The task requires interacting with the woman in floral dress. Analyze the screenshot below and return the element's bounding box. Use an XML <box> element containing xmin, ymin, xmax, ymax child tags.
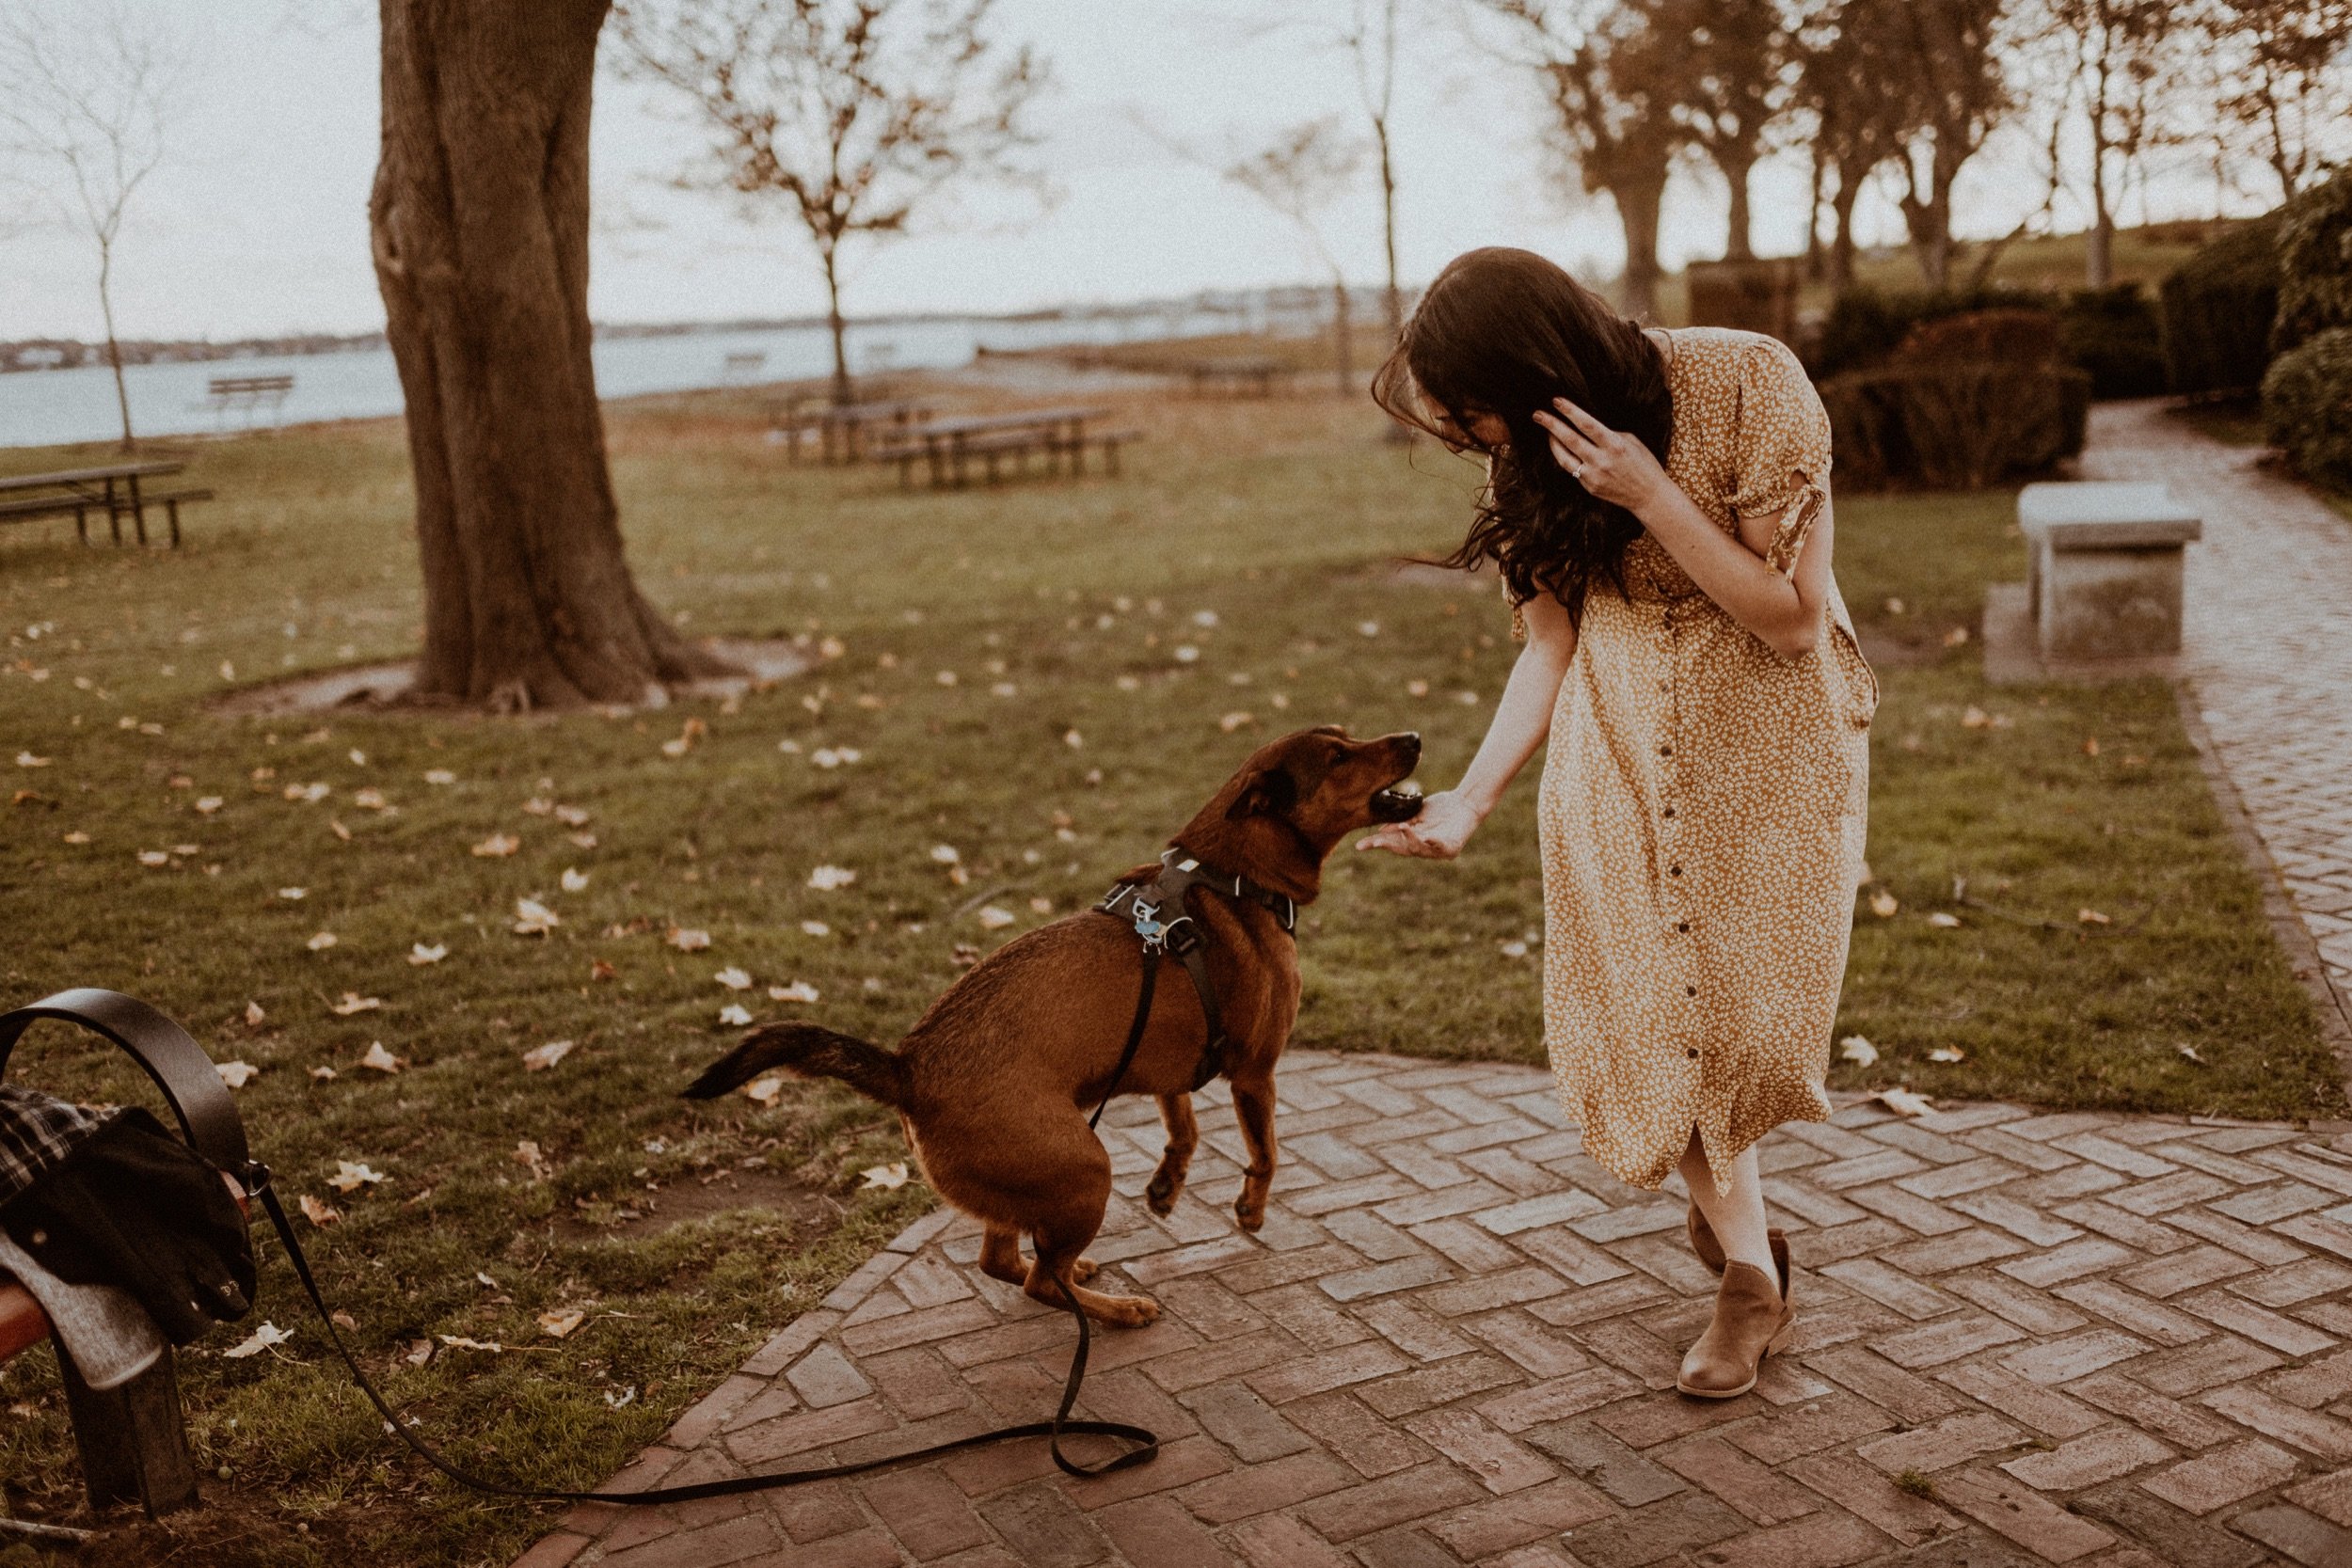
<box><xmin>1359</xmin><ymin>247</ymin><xmax>1876</xmax><ymax>1397</ymax></box>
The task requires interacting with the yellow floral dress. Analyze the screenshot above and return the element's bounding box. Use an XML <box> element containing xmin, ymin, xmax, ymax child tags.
<box><xmin>1519</xmin><ymin>326</ymin><xmax>1877</xmax><ymax>1194</ymax></box>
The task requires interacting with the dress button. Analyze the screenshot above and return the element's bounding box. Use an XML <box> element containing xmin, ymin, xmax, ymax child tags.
<box><xmin>1659</xmin><ymin>745</ymin><xmax>1673</xmax><ymax>757</ymax></box>
<box><xmin>1685</xmin><ymin>1048</ymin><xmax>1699</xmax><ymax>1060</ymax></box>
<box><xmin>1686</xmin><ymin>985</ymin><xmax>1698</xmax><ymax>996</ymax></box>
<box><xmin>1662</xmin><ymin>807</ymin><xmax>1676</xmax><ymax>819</ymax></box>
<box><xmin>1669</xmin><ymin>864</ymin><xmax>1682</xmax><ymax>877</ymax></box>
<box><xmin>1677</xmin><ymin>921</ymin><xmax>1691</xmax><ymax>932</ymax></box>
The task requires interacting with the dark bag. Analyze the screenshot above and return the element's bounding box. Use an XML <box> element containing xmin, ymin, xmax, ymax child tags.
<box><xmin>0</xmin><ymin>1106</ymin><xmax>256</xmax><ymax>1344</ymax></box>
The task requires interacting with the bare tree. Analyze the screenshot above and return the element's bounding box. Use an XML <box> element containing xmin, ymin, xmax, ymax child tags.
<box><xmin>1792</xmin><ymin>0</ymin><xmax>1908</xmax><ymax>288</ymax></box>
<box><xmin>1225</xmin><ymin>118</ymin><xmax>1371</xmax><ymax>395</ymax></box>
<box><xmin>616</xmin><ymin>0</ymin><xmax>1045</xmax><ymax>406</ymax></box>
<box><xmin>374</xmin><ymin>0</ymin><xmax>732</xmax><ymax>710</ymax></box>
<box><xmin>1473</xmin><ymin>0</ymin><xmax>1684</xmax><ymax>318</ymax></box>
<box><xmin>1341</xmin><ymin>0</ymin><xmax>1409</xmax><ymax>341</ymax></box>
<box><xmin>1662</xmin><ymin>0</ymin><xmax>1789</xmax><ymax>261</ymax></box>
<box><xmin>2041</xmin><ymin>0</ymin><xmax>2178</xmax><ymax>286</ymax></box>
<box><xmin>2200</xmin><ymin>0</ymin><xmax>2350</xmax><ymax>200</ymax></box>
<box><xmin>0</xmin><ymin>0</ymin><xmax>183</xmax><ymax>451</ymax></box>
<box><xmin>1882</xmin><ymin>0</ymin><xmax>2016</xmax><ymax>290</ymax></box>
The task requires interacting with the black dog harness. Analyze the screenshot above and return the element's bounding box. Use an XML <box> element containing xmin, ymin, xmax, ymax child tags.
<box><xmin>1090</xmin><ymin>848</ymin><xmax>1297</xmax><ymax>1118</ymax></box>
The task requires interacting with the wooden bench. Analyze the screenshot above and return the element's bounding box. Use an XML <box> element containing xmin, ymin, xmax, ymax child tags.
<box><xmin>1178</xmin><ymin>356</ymin><xmax>1285</xmax><ymax>398</ymax></box>
<box><xmin>204</xmin><ymin>374</ymin><xmax>294</xmax><ymax>423</ymax></box>
<box><xmin>0</xmin><ymin>461</ymin><xmax>209</xmax><ymax>548</ymax></box>
<box><xmin>1</xmin><ymin>990</ymin><xmax>259</xmax><ymax>1523</ymax></box>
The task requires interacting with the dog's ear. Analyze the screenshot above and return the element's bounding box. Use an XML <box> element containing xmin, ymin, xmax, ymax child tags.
<box><xmin>1227</xmin><ymin>765</ymin><xmax>1298</xmax><ymax>820</ymax></box>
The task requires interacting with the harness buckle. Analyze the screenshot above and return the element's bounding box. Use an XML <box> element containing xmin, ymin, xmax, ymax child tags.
<box><xmin>1130</xmin><ymin>898</ymin><xmax>1170</xmax><ymax>954</ymax></box>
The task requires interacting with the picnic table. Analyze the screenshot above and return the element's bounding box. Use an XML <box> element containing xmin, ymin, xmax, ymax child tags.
<box><xmin>1177</xmin><ymin>356</ymin><xmax>1286</xmax><ymax>398</ymax></box>
<box><xmin>771</xmin><ymin>398</ymin><xmax>930</xmax><ymax>466</ymax></box>
<box><xmin>869</xmin><ymin>405</ymin><xmax>1136</xmax><ymax>490</ymax></box>
<box><xmin>0</xmin><ymin>460</ymin><xmax>210</xmax><ymax>548</ymax></box>
<box><xmin>203</xmin><ymin>374</ymin><xmax>294</xmax><ymax>423</ymax></box>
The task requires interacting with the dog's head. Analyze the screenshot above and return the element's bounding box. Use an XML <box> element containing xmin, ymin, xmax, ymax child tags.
<box><xmin>1180</xmin><ymin>726</ymin><xmax>1422</xmax><ymax>901</ymax></box>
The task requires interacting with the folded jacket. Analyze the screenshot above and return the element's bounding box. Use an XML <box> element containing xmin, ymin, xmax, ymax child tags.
<box><xmin>0</xmin><ymin>1227</ymin><xmax>164</xmax><ymax>1390</ymax></box>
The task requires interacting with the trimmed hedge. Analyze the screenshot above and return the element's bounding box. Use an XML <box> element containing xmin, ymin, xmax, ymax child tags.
<box><xmin>2262</xmin><ymin>327</ymin><xmax>2352</xmax><ymax>490</ymax></box>
<box><xmin>2274</xmin><ymin>169</ymin><xmax>2352</xmax><ymax>356</ymax></box>
<box><xmin>1811</xmin><ymin>283</ymin><xmax>2164</xmax><ymax>398</ymax></box>
<box><xmin>1824</xmin><ymin>358</ymin><xmax>2091</xmax><ymax>490</ymax></box>
<box><xmin>2158</xmin><ymin>214</ymin><xmax>2282</xmax><ymax>396</ymax></box>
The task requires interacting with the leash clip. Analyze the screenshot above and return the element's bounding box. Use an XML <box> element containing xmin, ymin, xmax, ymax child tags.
<box><xmin>1130</xmin><ymin>898</ymin><xmax>1169</xmax><ymax>954</ymax></box>
<box><xmin>240</xmin><ymin>1159</ymin><xmax>274</xmax><ymax>1201</ymax></box>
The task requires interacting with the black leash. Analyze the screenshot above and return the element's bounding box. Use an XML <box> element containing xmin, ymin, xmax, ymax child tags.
<box><xmin>2</xmin><ymin>988</ymin><xmax>1161</xmax><ymax>1505</ymax></box>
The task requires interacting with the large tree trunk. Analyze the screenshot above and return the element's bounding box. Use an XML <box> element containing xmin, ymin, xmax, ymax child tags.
<box><xmin>1613</xmin><ymin>176</ymin><xmax>1667</xmax><ymax>320</ymax></box>
<box><xmin>821</xmin><ymin>243</ymin><xmax>852</xmax><ymax>406</ymax></box>
<box><xmin>1718</xmin><ymin>148</ymin><xmax>1757</xmax><ymax>261</ymax></box>
<box><xmin>1828</xmin><ymin>166</ymin><xmax>1865</xmax><ymax>290</ymax></box>
<box><xmin>372</xmin><ymin>0</ymin><xmax>731</xmax><ymax>711</ymax></box>
<box><xmin>1330</xmin><ymin>277</ymin><xmax>1353</xmax><ymax>397</ymax></box>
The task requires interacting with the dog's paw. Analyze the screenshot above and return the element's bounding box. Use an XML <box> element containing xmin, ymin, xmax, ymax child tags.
<box><xmin>1233</xmin><ymin>1200</ymin><xmax>1266</xmax><ymax>1233</ymax></box>
<box><xmin>1069</xmin><ymin>1256</ymin><xmax>1101</xmax><ymax>1284</ymax></box>
<box><xmin>1145</xmin><ymin>1177</ymin><xmax>1180</xmax><ymax>1216</ymax></box>
<box><xmin>1095</xmin><ymin>1293</ymin><xmax>1160</xmax><ymax>1329</ymax></box>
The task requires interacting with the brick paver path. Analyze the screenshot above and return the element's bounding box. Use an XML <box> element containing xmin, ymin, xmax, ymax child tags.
<box><xmin>518</xmin><ymin>1051</ymin><xmax>2352</xmax><ymax>1568</ymax></box>
<box><xmin>2085</xmin><ymin>401</ymin><xmax>2352</xmax><ymax>1038</ymax></box>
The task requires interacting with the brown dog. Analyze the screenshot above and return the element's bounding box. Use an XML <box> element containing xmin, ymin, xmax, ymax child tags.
<box><xmin>686</xmin><ymin>726</ymin><xmax>1423</xmax><ymax>1326</ymax></box>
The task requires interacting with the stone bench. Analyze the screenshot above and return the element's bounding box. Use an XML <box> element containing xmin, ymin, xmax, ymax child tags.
<box><xmin>2018</xmin><ymin>481</ymin><xmax>2202</xmax><ymax>660</ymax></box>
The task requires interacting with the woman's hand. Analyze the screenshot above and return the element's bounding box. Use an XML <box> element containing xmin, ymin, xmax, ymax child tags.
<box><xmin>1532</xmin><ymin>398</ymin><xmax>1668</xmax><ymax>515</ymax></box>
<box><xmin>1356</xmin><ymin>790</ymin><xmax>1483</xmax><ymax>860</ymax></box>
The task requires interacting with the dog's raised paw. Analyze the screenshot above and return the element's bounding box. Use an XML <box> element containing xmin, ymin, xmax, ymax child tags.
<box><xmin>1145</xmin><ymin>1179</ymin><xmax>1179</xmax><ymax>1216</ymax></box>
<box><xmin>1233</xmin><ymin>1202</ymin><xmax>1265</xmax><ymax>1233</ymax></box>
<box><xmin>1069</xmin><ymin>1257</ymin><xmax>1101</xmax><ymax>1284</ymax></box>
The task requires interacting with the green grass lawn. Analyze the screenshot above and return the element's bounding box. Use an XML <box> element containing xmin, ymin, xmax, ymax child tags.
<box><xmin>0</xmin><ymin>385</ymin><xmax>2335</xmax><ymax>1564</ymax></box>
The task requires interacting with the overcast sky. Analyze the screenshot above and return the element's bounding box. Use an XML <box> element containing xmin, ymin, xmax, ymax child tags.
<box><xmin>1</xmin><ymin>1</ymin><xmax>2254</xmax><ymax>342</ymax></box>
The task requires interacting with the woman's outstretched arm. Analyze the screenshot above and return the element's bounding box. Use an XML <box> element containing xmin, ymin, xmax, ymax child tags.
<box><xmin>1358</xmin><ymin>589</ymin><xmax>1576</xmax><ymax>860</ymax></box>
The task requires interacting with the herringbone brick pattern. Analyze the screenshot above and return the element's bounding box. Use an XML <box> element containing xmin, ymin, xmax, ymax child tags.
<box><xmin>516</xmin><ymin>1052</ymin><xmax>2352</xmax><ymax>1568</ymax></box>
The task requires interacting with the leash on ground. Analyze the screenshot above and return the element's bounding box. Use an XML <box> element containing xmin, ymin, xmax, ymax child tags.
<box><xmin>249</xmin><ymin>954</ymin><xmax>1170</xmax><ymax>1504</ymax></box>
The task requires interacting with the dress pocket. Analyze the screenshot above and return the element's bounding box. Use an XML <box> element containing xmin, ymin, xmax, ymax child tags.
<box><xmin>1828</xmin><ymin>619</ymin><xmax>1879</xmax><ymax>729</ymax></box>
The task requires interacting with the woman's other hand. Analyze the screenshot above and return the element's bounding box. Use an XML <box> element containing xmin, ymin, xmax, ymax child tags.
<box><xmin>1356</xmin><ymin>789</ymin><xmax>1483</xmax><ymax>860</ymax></box>
<box><xmin>1533</xmin><ymin>398</ymin><xmax>1668</xmax><ymax>514</ymax></box>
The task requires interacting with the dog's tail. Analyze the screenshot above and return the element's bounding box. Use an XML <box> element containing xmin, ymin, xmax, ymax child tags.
<box><xmin>683</xmin><ymin>1022</ymin><xmax>914</xmax><ymax>1110</ymax></box>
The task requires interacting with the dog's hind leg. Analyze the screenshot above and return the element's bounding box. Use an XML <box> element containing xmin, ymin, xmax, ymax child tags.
<box><xmin>1026</xmin><ymin>1226</ymin><xmax>1156</xmax><ymax>1328</ymax></box>
<box><xmin>982</xmin><ymin>1223</ymin><xmax>1099</xmax><ymax>1286</ymax></box>
<box><xmin>1229</xmin><ymin>1073</ymin><xmax>1280</xmax><ymax>1233</ymax></box>
<box><xmin>1145</xmin><ymin>1093</ymin><xmax>1198</xmax><ymax>1217</ymax></box>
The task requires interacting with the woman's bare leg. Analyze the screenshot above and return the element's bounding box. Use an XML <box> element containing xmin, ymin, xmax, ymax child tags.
<box><xmin>1678</xmin><ymin>1130</ymin><xmax>1776</xmax><ymax>1288</ymax></box>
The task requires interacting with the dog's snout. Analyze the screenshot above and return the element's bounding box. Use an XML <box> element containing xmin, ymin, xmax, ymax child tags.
<box><xmin>1397</xmin><ymin>731</ymin><xmax>1422</xmax><ymax>760</ymax></box>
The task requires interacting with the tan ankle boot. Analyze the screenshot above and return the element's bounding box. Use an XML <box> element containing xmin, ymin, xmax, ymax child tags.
<box><xmin>1677</xmin><ymin>1258</ymin><xmax>1793</xmax><ymax>1399</ymax></box>
<box><xmin>1686</xmin><ymin>1202</ymin><xmax>1788</xmax><ymax>1276</ymax></box>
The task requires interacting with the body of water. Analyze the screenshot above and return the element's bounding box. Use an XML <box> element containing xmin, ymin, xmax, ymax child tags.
<box><xmin>0</xmin><ymin>301</ymin><xmax>1315</xmax><ymax>450</ymax></box>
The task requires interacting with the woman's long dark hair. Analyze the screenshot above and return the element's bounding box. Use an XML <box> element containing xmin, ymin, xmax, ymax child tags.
<box><xmin>1374</xmin><ymin>247</ymin><xmax>1674</xmax><ymax>629</ymax></box>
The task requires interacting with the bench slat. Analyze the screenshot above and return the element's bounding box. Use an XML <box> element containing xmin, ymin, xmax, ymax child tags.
<box><xmin>0</xmin><ymin>1280</ymin><xmax>48</xmax><ymax>1361</ymax></box>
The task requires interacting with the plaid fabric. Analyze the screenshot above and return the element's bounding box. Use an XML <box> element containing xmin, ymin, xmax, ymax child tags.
<box><xmin>0</xmin><ymin>1085</ymin><xmax>119</xmax><ymax>1210</ymax></box>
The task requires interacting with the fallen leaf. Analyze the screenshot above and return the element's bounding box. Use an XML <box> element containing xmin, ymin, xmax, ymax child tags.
<box><xmin>475</xmin><ymin>1271</ymin><xmax>497</xmax><ymax>1288</ymax></box>
<box><xmin>348</xmin><ymin>749</ymin><xmax>367</xmax><ymax>768</ymax></box>
<box><xmin>424</xmin><ymin>768</ymin><xmax>456</xmax><ymax>785</ymax></box>
<box><xmin>714</xmin><ymin>966</ymin><xmax>753</xmax><ymax>990</ymax></box>
<box><xmin>137</xmin><ymin>849</ymin><xmax>170</xmax><ymax>867</ymax></box>
<box><xmin>358</xmin><ymin>1042</ymin><xmax>405</xmax><ymax>1074</ymax></box>
<box><xmin>216</xmin><ymin>1060</ymin><xmax>260</xmax><ymax>1089</ymax></box>
<box><xmin>310</xmin><ymin>1066</ymin><xmax>337</xmax><ymax>1081</ymax></box>
<box><xmin>554</xmin><ymin>804</ymin><xmax>591</xmax><ymax>827</ymax></box>
<box><xmin>668</xmin><ymin>927</ymin><xmax>712</xmax><ymax>952</ymax></box>
<box><xmin>521</xmin><ymin>1038</ymin><xmax>575</xmax><ymax>1072</ymax></box>
<box><xmin>408</xmin><ymin>942</ymin><xmax>448</xmax><ymax>966</ymax></box>
<box><xmin>513</xmin><ymin>897</ymin><xmax>561</xmax><ymax>936</ymax></box>
<box><xmin>223</xmin><ymin>1322</ymin><xmax>292</xmax><ymax>1359</ymax></box>
<box><xmin>560</xmin><ymin>867</ymin><xmax>590</xmax><ymax>894</ymax></box>
<box><xmin>799</xmin><ymin>920</ymin><xmax>831</xmax><ymax>938</ymax></box>
<box><xmin>1218</xmin><ymin>711</ymin><xmax>1254</xmax><ymax>733</ymax></box>
<box><xmin>353</xmin><ymin>787</ymin><xmax>389</xmax><ymax>810</ymax></box>
<box><xmin>2082</xmin><ymin>736</ymin><xmax>2101</xmax><ymax>757</ymax></box>
<box><xmin>930</xmin><ymin>845</ymin><xmax>961</xmax><ymax>865</ymax></box>
<box><xmin>522</xmin><ymin>797</ymin><xmax>554</xmax><ymax>816</ymax></box>
<box><xmin>1876</xmin><ymin>1088</ymin><xmax>1933</xmax><ymax>1117</ymax></box>
<box><xmin>1961</xmin><ymin>706</ymin><xmax>1991</xmax><ymax>729</ymax></box>
<box><xmin>718</xmin><ymin>1003</ymin><xmax>754</xmax><ymax>1026</ymax></box>
<box><xmin>403</xmin><ymin>1340</ymin><xmax>432</xmax><ymax>1366</ymax></box>
<box><xmin>330</xmin><ymin>1310</ymin><xmax>358</xmax><ymax>1331</ymax></box>
<box><xmin>1029</xmin><ymin>896</ymin><xmax>1054</xmax><ymax>914</ymax></box>
<box><xmin>1063</xmin><ymin>730</ymin><xmax>1084</xmax><ymax>749</ymax></box>
<box><xmin>590</xmin><ymin>958</ymin><xmax>617</xmax><ymax>981</ymax></box>
<box><xmin>2077</xmin><ymin>908</ymin><xmax>2111</xmax><ymax>926</ymax></box>
<box><xmin>62</xmin><ymin>830</ymin><xmax>90</xmax><ymax>844</ymax></box>
<box><xmin>437</xmin><ymin>1335</ymin><xmax>503</xmax><ymax>1354</ymax></box>
<box><xmin>1884</xmin><ymin>596</ymin><xmax>1906</xmax><ymax>615</ymax></box>
<box><xmin>1926</xmin><ymin>911</ymin><xmax>1963</xmax><ymax>928</ymax></box>
<box><xmin>977</xmin><ymin>906</ymin><xmax>1015</xmax><ymax>930</ymax></box>
<box><xmin>1943</xmin><ymin>626</ymin><xmax>1970</xmax><ymax>647</ymax></box>
<box><xmin>1838</xmin><ymin>1035</ymin><xmax>1880</xmax><ymax>1067</ymax></box>
<box><xmin>1928</xmin><ymin>1047</ymin><xmax>1966</xmax><ymax>1063</ymax></box>
<box><xmin>327</xmin><ymin>1160</ymin><xmax>385</xmax><ymax>1193</ymax></box>
<box><xmin>472</xmin><ymin>832</ymin><xmax>519</xmax><ymax>858</ymax></box>
<box><xmin>196</xmin><ymin>796</ymin><xmax>223</xmax><ymax>815</ymax></box>
<box><xmin>329</xmin><ymin>818</ymin><xmax>352</xmax><ymax>842</ymax></box>
<box><xmin>860</xmin><ymin>1162</ymin><xmax>910</xmax><ymax>1190</ymax></box>
<box><xmin>604</xmin><ymin>1385</ymin><xmax>637</xmax><ymax>1410</ymax></box>
<box><xmin>299</xmin><ymin>1195</ymin><xmax>341</xmax><ymax>1227</ymax></box>
<box><xmin>808</xmin><ymin>864</ymin><xmax>857</xmax><ymax>891</ymax></box>
<box><xmin>742</xmin><ymin>1075</ymin><xmax>784</xmax><ymax>1105</ymax></box>
<box><xmin>1500</xmin><ymin>940</ymin><xmax>1529</xmax><ymax>958</ymax></box>
<box><xmin>306</xmin><ymin>930</ymin><xmax>338</xmax><ymax>951</ymax></box>
<box><xmin>329</xmin><ymin>991</ymin><xmax>382</xmax><ymax>1016</ymax></box>
<box><xmin>569</xmin><ymin>831</ymin><xmax>598</xmax><ymax>849</ymax></box>
<box><xmin>2177</xmin><ymin>1043</ymin><xmax>2205</xmax><ymax>1064</ymax></box>
<box><xmin>245</xmin><ymin>1000</ymin><xmax>266</xmax><ymax>1026</ymax></box>
<box><xmin>1357</xmin><ymin>621</ymin><xmax>1380</xmax><ymax>638</ymax></box>
<box><xmin>536</xmin><ymin>1309</ymin><xmax>585</xmax><ymax>1340</ymax></box>
<box><xmin>1868</xmin><ymin>889</ymin><xmax>1900</xmax><ymax>919</ymax></box>
<box><xmin>768</xmin><ymin>981</ymin><xmax>819</xmax><ymax>1003</ymax></box>
<box><xmin>15</xmin><ymin>752</ymin><xmax>51</xmax><ymax>768</ymax></box>
<box><xmin>1406</xmin><ymin>679</ymin><xmax>1430</xmax><ymax>697</ymax></box>
<box><xmin>278</xmin><ymin>886</ymin><xmax>308</xmax><ymax>901</ymax></box>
